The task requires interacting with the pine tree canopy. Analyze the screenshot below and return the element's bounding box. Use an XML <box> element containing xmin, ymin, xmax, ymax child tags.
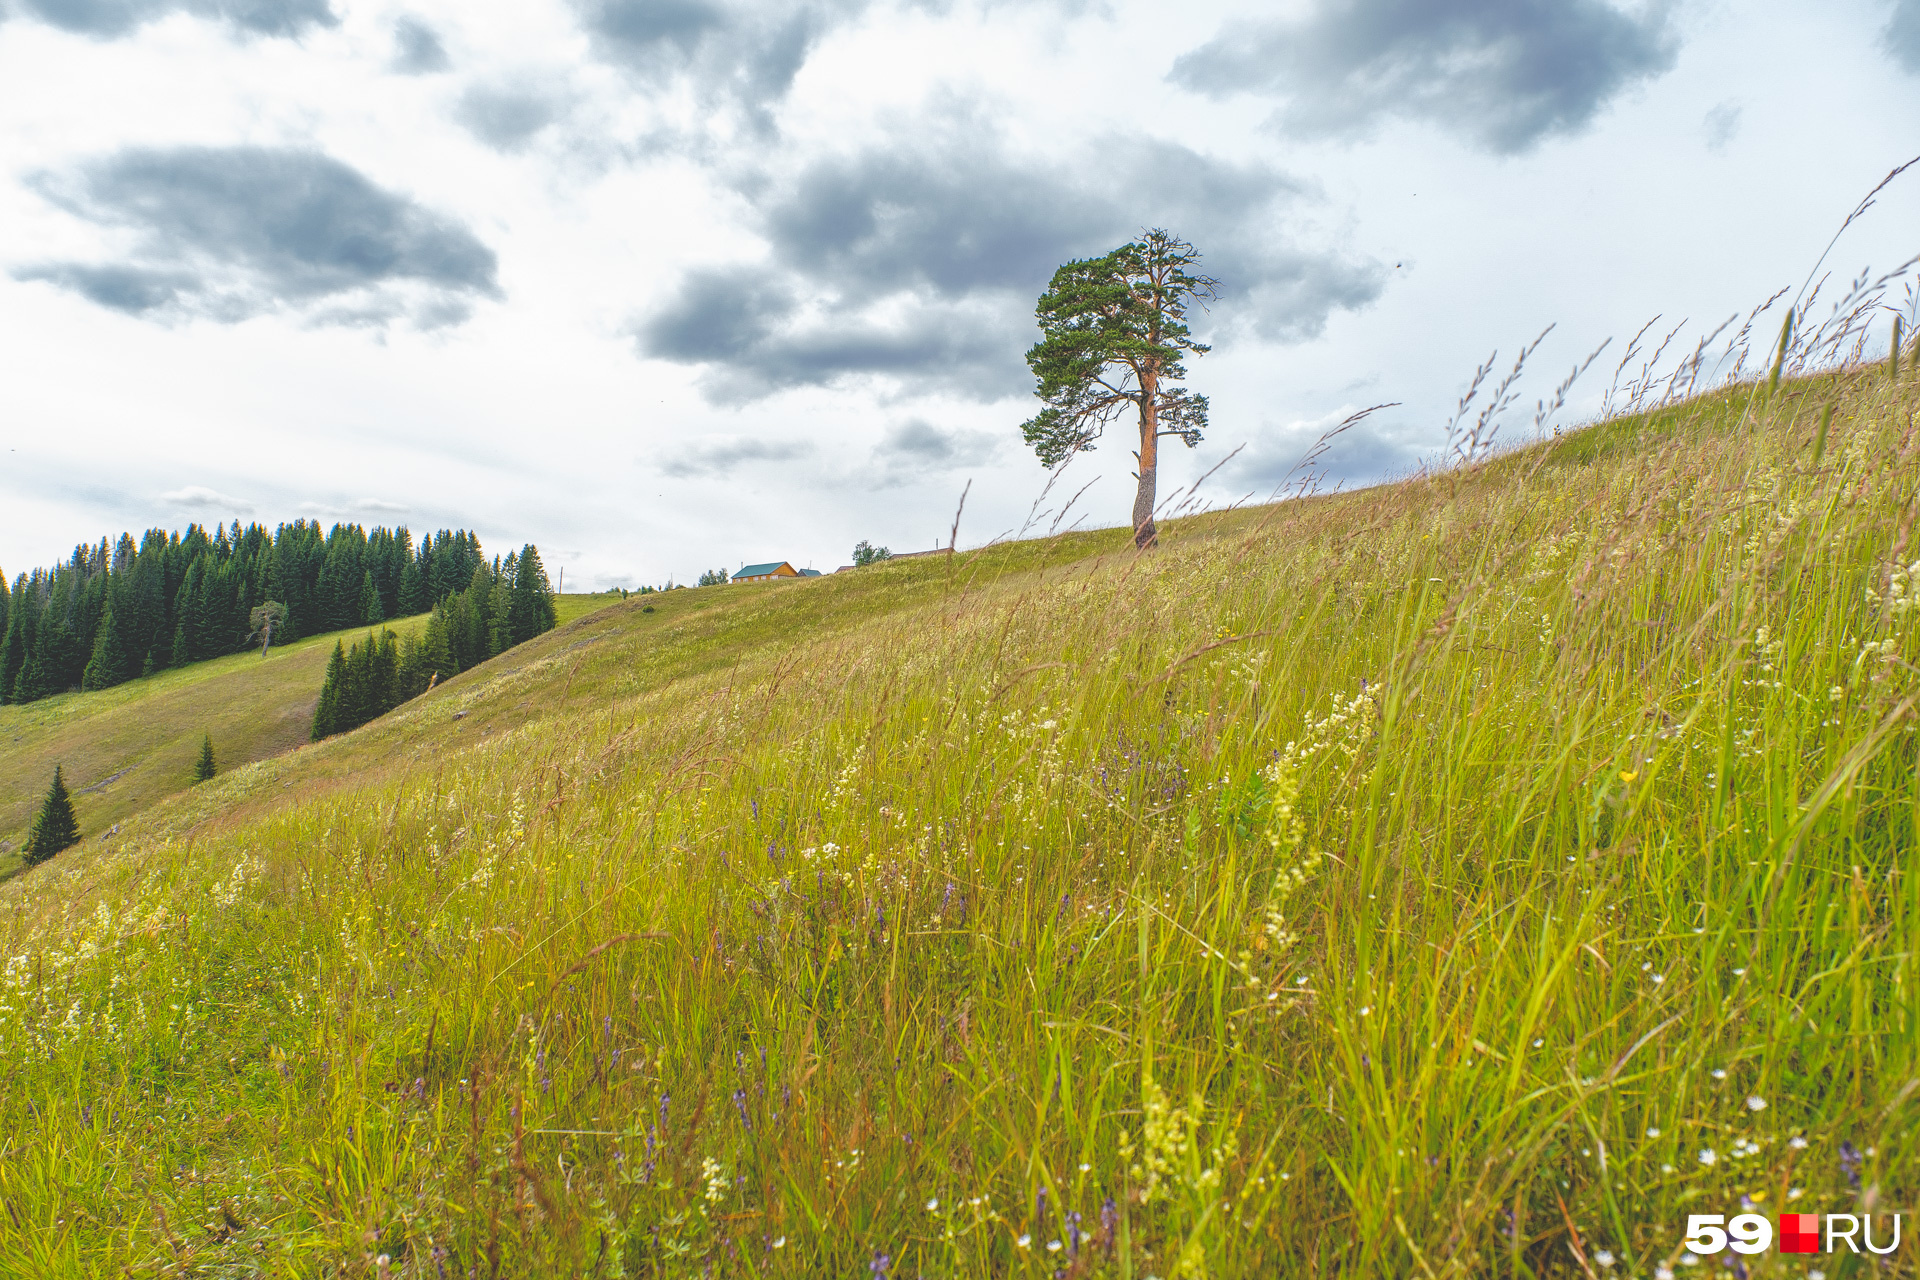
<box><xmin>25</xmin><ymin>765</ymin><xmax>82</xmax><ymax>865</ymax></box>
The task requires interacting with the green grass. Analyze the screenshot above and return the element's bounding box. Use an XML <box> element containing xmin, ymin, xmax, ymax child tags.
<box><xmin>1</xmin><ymin>371</ymin><xmax>1917</xmax><ymax>1278</ymax></box>
<box><xmin>0</xmin><ymin>616</ymin><xmax>439</xmax><ymax>874</ymax></box>
<box><xmin>1</xmin><ymin>598</ymin><xmax>624</xmax><ymax>871</ymax></box>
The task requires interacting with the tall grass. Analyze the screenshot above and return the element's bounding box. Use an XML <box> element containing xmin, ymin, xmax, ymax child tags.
<box><xmin>0</xmin><ymin>365</ymin><xmax>1916</xmax><ymax>1277</ymax></box>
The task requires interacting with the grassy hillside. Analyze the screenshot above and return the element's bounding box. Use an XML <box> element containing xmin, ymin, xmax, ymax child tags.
<box><xmin>0</xmin><ymin>618</ymin><xmax>424</xmax><ymax>872</ymax></box>
<box><xmin>2</xmin><ymin>371</ymin><xmax>1917</xmax><ymax>1277</ymax></box>
<box><xmin>0</xmin><ymin>595</ymin><xmax>611</xmax><ymax>876</ymax></box>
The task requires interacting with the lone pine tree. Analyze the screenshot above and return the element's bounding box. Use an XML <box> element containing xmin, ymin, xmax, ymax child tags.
<box><xmin>1021</xmin><ymin>229</ymin><xmax>1216</xmax><ymax>548</ymax></box>
<box><xmin>194</xmin><ymin>734</ymin><xmax>217</xmax><ymax>782</ymax></box>
<box><xmin>24</xmin><ymin>765</ymin><xmax>81</xmax><ymax>865</ymax></box>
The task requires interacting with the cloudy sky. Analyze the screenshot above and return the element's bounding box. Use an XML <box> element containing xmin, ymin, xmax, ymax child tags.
<box><xmin>3</xmin><ymin>0</ymin><xmax>1918</xmax><ymax>588</ymax></box>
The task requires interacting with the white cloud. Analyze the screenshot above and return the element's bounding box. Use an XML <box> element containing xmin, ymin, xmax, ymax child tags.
<box><xmin>160</xmin><ymin>484</ymin><xmax>253</xmax><ymax>511</ymax></box>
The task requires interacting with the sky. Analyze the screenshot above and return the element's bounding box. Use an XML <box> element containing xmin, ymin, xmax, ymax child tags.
<box><xmin>3</xmin><ymin>0</ymin><xmax>1919</xmax><ymax>588</ymax></box>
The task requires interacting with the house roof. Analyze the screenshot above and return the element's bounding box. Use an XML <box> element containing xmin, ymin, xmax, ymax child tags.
<box><xmin>798</xmin><ymin>568</ymin><xmax>822</xmax><ymax>577</ymax></box>
<box><xmin>736</xmin><ymin>561</ymin><xmax>793</xmax><ymax>578</ymax></box>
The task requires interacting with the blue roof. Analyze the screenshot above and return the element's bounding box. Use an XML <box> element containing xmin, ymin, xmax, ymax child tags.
<box><xmin>798</xmin><ymin>568</ymin><xmax>822</xmax><ymax>577</ymax></box>
<box><xmin>736</xmin><ymin>561</ymin><xmax>792</xmax><ymax>577</ymax></box>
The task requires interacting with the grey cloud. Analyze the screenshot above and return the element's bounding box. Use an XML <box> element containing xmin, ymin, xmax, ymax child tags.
<box><xmin>13</xmin><ymin>263</ymin><xmax>195</xmax><ymax>314</ymax></box>
<box><xmin>636</xmin><ymin>115</ymin><xmax>1382</xmax><ymax>401</ymax></box>
<box><xmin>575</xmin><ymin>0</ymin><xmax>852</xmax><ymax>126</ymax></box>
<box><xmin>1227</xmin><ymin>411</ymin><xmax>1431</xmax><ymax>496</ymax></box>
<box><xmin>871</xmin><ymin>419</ymin><xmax>999</xmax><ymax>483</ymax></box>
<box><xmin>353</xmin><ymin>498</ymin><xmax>410</xmax><ymax>514</ymax></box>
<box><xmin>659</xmin><ymin>435</ymin><xmax>816</xmax><ymax>477</ymax></box>
<box><xmin>880</xmin><ymin>419</ymin><xmax>996</xmax><ymax>464</ymax></box>
<box><xmin>1703</xmin><ymin>102</ymin><xmax>1741</xmax><ymax>153</ymax></box>
<box><xmin>1888</xmin><ymin>0</ymin><xmax>1920</xmax><ymax>74</ymax></box>
<box><xmin>17</xmin><ymin>146</ymin><xmax>501</xmax><ymax>328</ymax></box>
<box><xmin>393</xmin><ymin>16</ymin><xmax>450</xmax><ymax>73</ymax></box>
<box><xmin>11</xmin><ymin>0</ymin><xmax>333</xmax><ymax>39</ymax></box>
<box><xmin>1171</xmin><ymin>0</ymin><xmax>1678</xmax><ymax>154</ymax></box>
<box><xmin>456</xmin><ymin>80</ymin><xmax>570</xmax><ymax>151</ymax></box>
<box><xmin>636</xmin><ymin>262</ymin><xmax>1013</xmax><ymax>400</ymax></box>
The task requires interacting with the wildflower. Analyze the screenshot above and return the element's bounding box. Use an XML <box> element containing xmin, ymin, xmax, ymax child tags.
<box><xmin>1788</xmin><ymin>1188</ymin><xmax>1804</xmax><ymax>1200</ymax></box>
<box><xmin>1655</xmin><ymin>1267</ymin><xmax>1675</xmax><ymax>1280</ymax></box>
<box><xmin>1788</xmin><ymin>1136</ymin><xmax>1807</xmax><ymax>1150</ymax></box>
<box><xmin>772</xmin><ymin>1237</ymin><xmax>786</xmax><ymax>1249</ymax></box>
<box><xmin>1594</xmin><ymin>1249</ymin><xmax>1615</xmax><ymax>1267</ymax></box>
<box><xmin>1646</xmin><ymin>1127</ymin><xmax>1661</xmax><ymax>1138</ymax></box>
<box><xmin>1710</xmin><ymin>1069</ymin><xmax>1726</xmax><ymax>1080</ymax></box>
<box><xmin>1698</xmin><ymin>1148</ymin><xmax>1717</xmax><ymax>1166</ymax></box>
<box><xmin>1745</xmin><ymin>1095</ymin><xmax>1766</xmax><ymax>1112</ymax></box>
<box><xmin>926</xmin><ymin>1198</ymin><xmax>939</xmax><ymax>1212</ymax></box>
<box><xmin>1620</xmin><ymin>771</ymin><xmax>1638</xmax><ymax>783</ymax></box>
<box><xmin>1047</xmin><ymin>1240</ymin><xmax>1063</xmax><ymax>1253</ymax></box>
<box><xmin>1839</xmin><ymin>1139</ymin><xmax>1863</xmax><ymax>1188</ymax></box>
<box><xmin>702</xmin><ymin>1157</ymin><xmax>728</xmax><ymax>1204</ymax></box>
<box><xmin>1016</xmin><ymin>1234</ymin><xmax>1031</xmax><ymax>1249</ymax></box>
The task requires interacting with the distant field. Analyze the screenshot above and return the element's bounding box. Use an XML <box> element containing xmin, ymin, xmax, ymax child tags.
<box><xmin>0</xmin><ymin>596</ymin><xmax>623</xmax><ymax>867</ymax></box>
<box><xmin>0</xmin><ymin>617</ymin><xmax>432</xmax><ymax>869</ymax></box>
<box><xmin>554</xmin><ymin>591</ymin><xmax>625</xmax><ymax>625</ymax></box>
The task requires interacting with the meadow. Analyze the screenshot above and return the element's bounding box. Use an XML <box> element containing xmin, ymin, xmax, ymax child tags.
<box><xmin>0</xmin><ymin>594</ymin><xmax>615</xmax><ymax>879</ymax></box>
<box><xmin>0</xmin><ymin>369</ymin><xmax>1915</xmax><ymax>1278</ymax></box>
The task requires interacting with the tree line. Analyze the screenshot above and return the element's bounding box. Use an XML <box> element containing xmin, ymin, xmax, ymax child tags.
<box><xmin>0</xmin><ymin>521</ymin><xmax>489</xmax><ymax>705</ymax></box>
<box><xmin>311</xmin><ymin>545</ymin><xmax>557</xmax><ymax>740</ymax></box>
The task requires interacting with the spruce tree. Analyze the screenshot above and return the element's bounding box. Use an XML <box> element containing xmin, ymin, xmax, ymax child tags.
<box><xmin>312</xmin><ymin>641</ymin><xmax>346</xmax><ymax>740</ymax></box>
<box><xmin>82</xmin><ymin>597</ymin><xmax>132</xmax><ymax>691</ymax></box>
<box><xmin>0</xmin><ymin>601</ymin><xmax>28</xmax><ymax>705</ymax></box>
<box><xmin>24</xmin><ymin>765</ymin><xmax>81</xmax><ymax>865</ymax></box>
<box><xmin>194</xmin><ymin>734</ymin><xmax>217</xmax><ymax>782</ymax></box>
<box><xmin>361</xmin><ymin>571</ymin><xmax>384</xmax><ymax>625</ymax></box>
<box><xmin>13</xmin><ymin>639</ymin><xmax>50</xmax><ymax>704</ymax></box>
<box><xmin>422</xmin><ymin>605</ymin><xmax>457</xmax><ymax>679</ymax></box>
<box><xmin>399</xmin><ymin>560</ymin><xmax>427</xmax><ymax>616</ymax></box>
<box><xmin>488</xmin><ymin>577</ymin><xmax>513</xmax><ymax>657</ymax></box>
<box><xmin>508</xmin><ymin>545</ymin><xmax>558</xmax><ymax>646</ymax></box>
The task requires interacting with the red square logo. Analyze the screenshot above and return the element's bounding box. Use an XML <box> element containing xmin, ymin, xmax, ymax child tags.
<box><xmin>1779</xmin><ymin>1213</ymin><xmax>1821</xmax><ymax>1253</ymax></box>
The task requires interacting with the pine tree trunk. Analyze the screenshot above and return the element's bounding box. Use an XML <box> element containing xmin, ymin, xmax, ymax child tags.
<box><xmin>1132</xmin><ymin>368</ymin><xmax>1160</xmax><ymax>548</ymax></box>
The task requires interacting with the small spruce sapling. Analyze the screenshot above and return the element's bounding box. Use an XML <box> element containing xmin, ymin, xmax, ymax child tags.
<box><xmin>24</xmin><ymin>765</ymin><xmax>81</xmax><ymax>865</ymax></box>
<box><xmin>194</xmin><ymin>734</ymin><xmax>217</xmax><ymax>782</ymax></box>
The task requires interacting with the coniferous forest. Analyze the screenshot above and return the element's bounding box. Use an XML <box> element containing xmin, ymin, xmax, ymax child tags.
<box><xmin>310</xmin><ymin>545</ymin><xmax>558</xmax><ymax>741</ymax></box>
<box><xmin>0</xmin><ymin>522</ymin><xmax>490</xmax><ymax>706</ymax></box>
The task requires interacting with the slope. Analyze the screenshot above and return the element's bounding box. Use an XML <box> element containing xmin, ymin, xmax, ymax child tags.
<box><xmin>0</xmin><ymin>593</ymin><xmax>616</xmax><ymax>871</ymax></box>
<box><xmin>1</xmin><ymin>373</ymin><xmax>1917</xmax><ymax>1278</ymax></box>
